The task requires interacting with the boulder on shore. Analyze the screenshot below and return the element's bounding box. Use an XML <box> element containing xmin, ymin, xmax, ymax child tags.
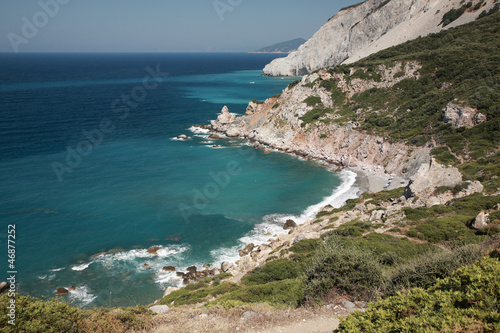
<box><xmin>162</xmin><ymin>266</ymin><xmax>176</xmax><ymax>272</ymax></box>
<box><xmin>239</xmin><ymin>243</ymin><xmax>255</xmax><ymax>257</ymax></box>
<box><xmin>209</xmin><ymin>133</ymin><xmax>222</xmax><ymax>140</ymax></box>
<box><xmin>221</xmin><ymin>261</ymin><xmax>234</xmax><ymax>272</ymax></box>
<box><xmin>0</xmin><ymin>282</ymin><xmax>10</xmax><ymax>294</ymax></box>
<box><xmin>284</xmin><ymin>219</ymin><xmax>297</xmax><ymax>230</ymax></box>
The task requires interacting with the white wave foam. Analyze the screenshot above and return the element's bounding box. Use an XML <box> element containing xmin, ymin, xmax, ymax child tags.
<box><xmin>189</xmin><ymin>126</ymin><xmax>210</xmax><ymax>134</ymax></box>
<box><xmin>68</xmin><ymin>286</ymin><xmax>97</xmax><ymax>307</ymax></box>
<box><xmin>210</xmin><ymin>169</ymin><xmax>359</xmax><ymax>266</ymax></box>
<box><xmin>50</xmin><ymin>267</ymin><xmax>65</xmax><ymax>272</ymax></box>
<box><xmin>171</xmin><ymin>137</ymin><xmax>190</xmax><ymax>141</ymax></box>
<box><xmin>297</xmin><ymin>169</ymin><xmax>358</xmax><ymax>222</ymax></box>
<box><xmin>72</xmin><ymin>263</ymin><xmax>91</xmax><ymax>271</ymax></box>
<box><xmin>95</xmin><ymin>245</ymin><xmax>189</xmax><ymax>265</ymax></box>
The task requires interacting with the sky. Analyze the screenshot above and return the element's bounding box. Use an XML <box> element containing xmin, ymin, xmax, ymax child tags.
<box><xmin>0</xmin><ymin>0</ymin><xmax>361</xmax><ymax>53</ymax></box>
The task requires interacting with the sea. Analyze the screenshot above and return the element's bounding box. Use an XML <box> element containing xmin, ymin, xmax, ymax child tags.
<box><xmin>0</xmin><ymin>53</ymin><xmax>358</xmax><ymax>308</ymax></box>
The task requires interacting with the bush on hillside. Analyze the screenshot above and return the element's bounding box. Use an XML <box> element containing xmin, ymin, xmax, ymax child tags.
<box><xmin>304</xmin><ymin>236</ymin><xmax>384</xmax><ymax>301</ymax></box>
<box><xmin>336</xmin><ymin>257</ymin><xmax>500</xmax><ymax>332</ymax></box>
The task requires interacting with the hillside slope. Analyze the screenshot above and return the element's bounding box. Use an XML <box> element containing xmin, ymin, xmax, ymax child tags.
<box><xmin>263</xmin><ymin>0</ymin><xmax>498</xmax><ymax>76</ymax></box>
<box><xmin>214</xmin><ymin>12</ymin><xmax>500</xmax><ymax>201</ymax></box>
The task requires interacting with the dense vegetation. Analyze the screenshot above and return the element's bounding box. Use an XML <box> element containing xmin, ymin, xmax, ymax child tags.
<box><xmin>0</xmin><ymin>294</ymin><xmax>153</xmax><ymax>333</ymax></box>
<box><xmin>336</xmin><ymin>256</ymin><xmax>500</xmax><ymax>332</ymax></box>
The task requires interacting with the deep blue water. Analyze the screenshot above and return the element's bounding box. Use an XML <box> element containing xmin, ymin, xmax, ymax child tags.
<box><xmin>0</xmin><ymin>53</ymin><xmax>355</xmax><ymax>307</ymax></box>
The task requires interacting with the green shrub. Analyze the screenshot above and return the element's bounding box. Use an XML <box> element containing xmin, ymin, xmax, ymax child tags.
<box><xmin>0</xmin><ymin>294</ymin><xmax>83</xmax><ymax>333</ymax></box>
<box><xmin>303</xmin><ymin>96</ymin><xmax>323</xmax><ymax>106</ymax></box>
<box><xmin>287</xmin><ymin>79</ymin><xmax>300</xmax><ymax>89</ymax></box>
<box><xmin>403</xmin><ymin>206</ymin><xmax>435</xmax><ymax>221</ymax></box>
<box><xmin>384</xmin><ymin>244</ymin><xmax>484</xmax><ymax>296</ymax></box>
<box><xmin>331</xmin><ymin>221</ymin><xmax>372</xmax><ymax>238</ymax></box>
<box><xmin>241</xmin><ymin>259</ymin><xmax>301</xmax><ymax>285</ymax></box>
<box><xmin>337</xmin><ymin>257</ymin><xmax>500</xmax><ymax>332</ymax></box>
<box><xmin>453</xmin><ymin>194</ymin><xmax>500</xmax><ymax>216</ymax></box>
<box><xmin>159</xmin><ymin>281</ymin><xmax>238</xmax><ymax>306</ymax></box>
<box><xmin>251</xmin><ymin>99</ymin><xmax>264</xmax><ymax>104</ymax></box>
<box><xmin>210</xmin><ymin>279</ymin><xmax>304</xmax><ymax>308</ymax></box>
<box><xmin>304</xmin><ymin>236</ymin><xmax>384</xmax><ymax>301</ymax></box>
<box><xmin>288</xmin><ymin>238</ymin><xmax>322</xmax><ymax>262</ymax></box>
<box><xmin>353</xmin><ymin>233</ymin><xmax>437</xmax><ymax>262</ymax></box>
<box><xmin>409</xmin><ymin>215</ymin><xmax>476</xmax><ymax>243</ymax></box>
<box><xmin>362</xmin><ymin>188</ymin><xmax>405</xmax><ymax>205</ymax></box>
<box><xmin>441</xmin><ymin>5</ymin><xmax>467</xmax><ymax>27</ymax></box>
<box><xmin>0</xmin><ymin>294</ymin><xmax>153</xmax><ymax>333</ymax></box>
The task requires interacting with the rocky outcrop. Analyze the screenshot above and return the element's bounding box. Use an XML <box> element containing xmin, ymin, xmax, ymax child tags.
<box><xmin>210</xmin><ymin>66</ymin><xmax>421</xmax><ymax>176</ymax></box>
<box><xmin>404</xmin><ymin>158</ymin><xmax>462</xmax><ymax>198</ymax></box>
<box><xmin>149</xmin><ymin>305</ymin><xmax>170</xmax><ymax>314</ymax></box>
<box><xmin>442</xmin><ymin>102</ymin><xmax>487</xmax><ymax>128</ymax></box>
<box><xmin>263</xmin><ymin>0</ymin><xmax>496</xmax><ymax>76</ymax></box>
<box><xmin>473</xmin><ymin>211</ymin><xmax>490</xmax><ymax>230</ymax></box>
<box><xmin>239</xmin><ymin>243</ymin><xmax>255</xmax><ymax>257</ymax></box>
<box><xmin>284</xmin><ymin>219</ymin><xmax>297</xmax><ymax>230</ymax></box>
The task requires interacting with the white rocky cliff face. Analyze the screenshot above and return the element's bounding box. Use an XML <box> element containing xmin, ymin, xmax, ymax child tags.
<box><xmin>263</xmin><ymin>0</ymin><xmax>496</xmax><ymax>76</ymax></box>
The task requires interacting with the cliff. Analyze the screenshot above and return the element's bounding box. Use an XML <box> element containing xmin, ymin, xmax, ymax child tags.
<box><xmin>212</xmin><ymin>12</ymin><xmax>499</xmax><ymax>203</ymax></box>
<box><xmin>263</xmin><ymin>0</ymin><xmax>497</xmax><ymax>76</ymax></box>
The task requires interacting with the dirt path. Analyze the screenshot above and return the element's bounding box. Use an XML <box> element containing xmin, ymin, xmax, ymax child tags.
<box><xmin>246</xmin><ymin>315</ymin><xmax>340</xmax><ymax>333</ymax></box>
<box><xmin>147</xmin><ymin>306</ymin><xmax>345</xmax><ymax>333</ymax></box>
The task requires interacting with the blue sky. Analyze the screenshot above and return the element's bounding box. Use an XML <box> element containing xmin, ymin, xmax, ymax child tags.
<box><xmin>1</xmin><ymin>0</ymin><xmax>360</xmax><ymax>53</ymax></box>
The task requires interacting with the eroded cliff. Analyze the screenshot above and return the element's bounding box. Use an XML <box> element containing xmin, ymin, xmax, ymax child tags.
<box><xmin>263</xmin><ymin>0</ymin><xmax>497</xmax><ymax>76</ymax></box>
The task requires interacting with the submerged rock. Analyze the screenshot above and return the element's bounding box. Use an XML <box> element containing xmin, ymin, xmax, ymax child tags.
<box><xmin>56</xmin><ymin>287</ymin><xmax>69</xmax><ymax>296</ymax></box>
<box><xmin>146</xmin><ymin>246</ymin><xmax>161</xmax><ymax>255</ymax></box>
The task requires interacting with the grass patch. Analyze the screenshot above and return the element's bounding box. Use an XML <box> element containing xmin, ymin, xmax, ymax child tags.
<box><xmin>353</xmin><ymin>233</ymin><xmax>437</xmax><ymax>263</ymax></box>
<box><xmin>407</xmin><ymin>215</ymin><xmax>476</xmax><ymax>243</ymax></box>
<box><xmin>209</xmin><ymin>279</ymin><xmax>304</xmax><ymax>309</ymax></box>
<box><xmin>159</xmin><ymin>281</ymin><xmax>238</xmax><ymax>307</ymax></box>
<box><xmin>362</xmin><ymin>188</ymin><xmax>405</xmax><ymax>206</ymax></box>
<box><xmin>241</xmin><ymin>259</ymin><xmax>302</xmax><ymax>286</ymax></box>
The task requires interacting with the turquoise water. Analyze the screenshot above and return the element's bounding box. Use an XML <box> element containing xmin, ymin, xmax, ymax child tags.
<box><xmin>0</xmin><ymin>53</ymin><xmax>356</xmax><ymax>307</ymax></box>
